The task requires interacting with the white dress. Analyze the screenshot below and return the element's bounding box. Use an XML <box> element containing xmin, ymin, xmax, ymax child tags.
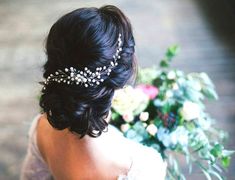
<box><xmin>20</xmin><ymin>114</ymin><xmax>167</xmax><ymax>180</ymax></box>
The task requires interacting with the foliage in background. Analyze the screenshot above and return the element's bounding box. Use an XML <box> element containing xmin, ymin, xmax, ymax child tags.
<box><xmin>111</xmin><ymin>45</ymin><xmax>234</xmax><ymax>180</ymax></box>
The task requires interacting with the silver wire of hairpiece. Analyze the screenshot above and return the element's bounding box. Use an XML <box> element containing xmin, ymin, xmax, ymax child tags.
<box><xmin>42</xmin><ymin>33</ymin><xmax>122</xmax><ymax>89</ymax></box>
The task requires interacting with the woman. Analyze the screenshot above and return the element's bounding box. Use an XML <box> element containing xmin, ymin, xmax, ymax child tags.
<box><xmin>21</xmin><ymin>5</ymin><xmax>167</xmax><ymax>180</ymax></box>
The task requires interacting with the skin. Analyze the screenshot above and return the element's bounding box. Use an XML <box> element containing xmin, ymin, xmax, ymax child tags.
<box><xmin>36</xmin><ymin>112</ymin><xmax>132</xmax><ymax>180</ymax></box>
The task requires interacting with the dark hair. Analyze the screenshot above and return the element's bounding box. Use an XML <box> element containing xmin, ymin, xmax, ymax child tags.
<box><xmin>39</xmin><ymin>5</ymin><xmax>137</xmax><ymax>138</ymax></box>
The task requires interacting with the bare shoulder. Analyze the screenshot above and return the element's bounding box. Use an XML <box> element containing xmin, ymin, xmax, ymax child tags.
<box><xmin>36</xmin><ymin>114</ymin><xmax>53</xmax><ymax>163</ymax></box>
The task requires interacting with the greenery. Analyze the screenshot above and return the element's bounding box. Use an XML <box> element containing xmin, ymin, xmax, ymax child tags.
<box><xmin>110</xmin><ymin>45</ymin><xmax>234</xmax><ymax>180</ymax></box>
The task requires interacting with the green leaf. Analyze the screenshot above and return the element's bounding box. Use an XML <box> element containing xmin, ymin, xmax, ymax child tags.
<box><xmin>210</xmin><ymin>144</ymin><xmax>223</xmax><ymax>158</ymax></box>
<box><xmin>153</xmin><ymin>117</ymin><xmax>162</xmax><ymax>126</ymax></box>
<box><xmin>137</xmin><ymin>66</ymin><xmax>159</xmax><ymax>84</ymax></box>
<box><xmin>221</xmin><ymin>156</ymin><xmax>231</xmax><ymax>168</ymax></box>
<box><xmin>166</xmin><ymin>45</ymin><xmax>180</xmax><ymax>59</ymax></box>
<box><xmin>160</xmin><ymin>59</ymin><xmax>169</xmax><ymax>68</ymax></box>
<box><xmin>161</xmin><ymin>102</ymin><xmax>171</xmax><ymax>114</ymax></box>
<box><xmin>111</xmin><ymin>111</ymin><xmax>119</xmax><ymax>121</ymax></box>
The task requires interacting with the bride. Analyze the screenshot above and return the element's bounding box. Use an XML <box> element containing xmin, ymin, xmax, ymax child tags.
<box><xmin>20</xmin><ymin>5</ymin><xmax>167</xmax><ymax>180</ymax></box>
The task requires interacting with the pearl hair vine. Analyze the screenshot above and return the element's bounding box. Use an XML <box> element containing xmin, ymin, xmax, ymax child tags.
<box><xmin>42</xmin><ymin>33</ymin><xmax>122</xmax><ymax>89</ymax></box>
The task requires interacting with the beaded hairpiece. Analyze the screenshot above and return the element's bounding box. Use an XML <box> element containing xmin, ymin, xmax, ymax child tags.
<box><xmin>42</xmin><ymin>33</ymin><xmax>122</xmax><ymax>89</ymax></box>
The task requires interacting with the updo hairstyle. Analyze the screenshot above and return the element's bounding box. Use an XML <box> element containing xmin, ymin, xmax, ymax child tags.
<box><xmin>39</xmin><ymin>5</ymin><xmax>137</xmax><ymax>138</ymax></box>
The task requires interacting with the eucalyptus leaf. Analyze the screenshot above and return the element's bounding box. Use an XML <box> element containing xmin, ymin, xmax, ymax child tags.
<box><xmin>221</xmin><ymin>150</ymin><xmax>235</xmax><ymax>157</ymax></box>
<box><xmin>201</xmin><ymin>88</ymin><xmax>218</xmax><ymax>100</ymax></box>
<box><xmin>200</xmin><ymin>72</ymin><xmax>214</xmax><ymax>87</ymax></box>
<box><xmin>201</xmin><ymin>169</ymin><xmax>212</xmax><ymax>180</ymax></box>
<box><xmin>208</xmin><ymin>170</ymin><xmax>224</xmax><ymax>180</ymax></box>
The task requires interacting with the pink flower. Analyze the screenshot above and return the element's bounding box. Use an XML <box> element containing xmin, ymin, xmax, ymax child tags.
<box><xmin>136</xmin><ymin>84</ymin><xmax>159</xmax><ymax>100</ymax></box>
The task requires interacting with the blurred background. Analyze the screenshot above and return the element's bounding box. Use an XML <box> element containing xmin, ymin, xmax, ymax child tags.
<box><xmin>0</xmin><ymin>0</ymin><xmax>234</xmax><ymax>179</ymax></box>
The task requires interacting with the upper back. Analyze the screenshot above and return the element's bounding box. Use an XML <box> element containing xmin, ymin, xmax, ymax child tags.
<box><xmin>34</xmin><ymin>114</ymin><xmax>166</xmax><ymax>180</ymax></box>
<box><xmin>36</xmin><ymin>114</ymin><xmax>133</xmax><ymax>180</ymax></box>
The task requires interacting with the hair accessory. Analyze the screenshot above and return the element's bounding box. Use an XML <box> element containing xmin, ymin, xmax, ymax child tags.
<box><xmin>42</xmin><ymin>33</ymin><xmax>122</xmax><ymax>89</ymax></box>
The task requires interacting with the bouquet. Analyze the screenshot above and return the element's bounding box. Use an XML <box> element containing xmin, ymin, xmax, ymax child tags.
<box><xmin>110</xmin><ymin>45</ymin><xmax>234</xmax><ymax>180</ymax></box>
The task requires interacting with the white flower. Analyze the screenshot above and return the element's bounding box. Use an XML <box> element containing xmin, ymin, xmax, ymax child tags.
<box><xmin>139</xmin><ymin>112</ymin><xmax>149</xmax><ymax>121</ymax></box>
<box><xmin>165</xmin><ymin>90</ymin><xmax>173</xmax><ymax>98</ymax></box>
<box><xmin>112</xmin><ymin>85</ymin><xmax>149</xmax><ymax>116</ymax></box>
<box><xmin>194</xmin><ymin>81</ymin><xmax>202</xmax><ymax>91</ymax></box>
<box><xmin>169</xmin><ymin>132</ymin><xmax>178</xmax><ymax>145</ymax></box>
<box><xmin>172</xmin><ymin>83</ymin><xmax>179</xmax><ymax>90</ymax></box>
<box><xmin>194</xmin><ymin>128</ymin><xmax>209</xmax><ymax>145</ymax></box>
<box><xmin>170</xmin><ymin>126</ymin><xmax>189</xmax><ymax>146</ymax></box>
<box><xmin>167</xmin><ymin>71</ymin><xmax>176</xmax><ymax>80</ymax></box>
<box><xmin>178</xmin><ymin>133</ymin><xmax>188</xmax><ymax>146</ymax></box>
<box><xmin>157</xmin><ymin>126</ymin><xmax>189</xmax><ymax>148</ymax></box>
<box><xmin>157</xmin><ymin>127</ymin><xmax>168</xmax><ymax>141</ymax></box>
<box><xmin>142</xmin><ymin>123</ymin><xmax>147</xmax><ymax>128</ymax></box>
<box><xmin>197</xmin><ymin>117</ymin><xmax>211</xmax><ymax>130</ymax></box>
<box><xmin>122</xmin><ymin>112</ymin><xmax>134</xmax><ymax>123</ymax></box>
<box><xmin>180</xmin><ymin>101</ymin><xmax>201</xmax><ymax>121</ymax></box>
<box><xmin>157</xmin><ymin>127</ymin><xmax>171</xmax><ymax>147</ymax></box>
<box><xmin>120</xmin><ymin>124</ymin><xmax>130</xmax><ymax>132</ymax></box>
<box><xmin>146</xmin><ymin>124</ymin><xmax>158</xmax><ymax>136</ymax></box>
<box><xmin>162</xmin><ymin>135</ymin><xmax>172</xmax><ymax>147</ymax></box>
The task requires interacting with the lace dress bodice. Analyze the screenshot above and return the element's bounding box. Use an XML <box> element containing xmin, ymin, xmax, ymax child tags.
<box><xmin>20</xmin><ymin>114</ymin><xmax>167</xmax><ymax>180</ymax></box>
